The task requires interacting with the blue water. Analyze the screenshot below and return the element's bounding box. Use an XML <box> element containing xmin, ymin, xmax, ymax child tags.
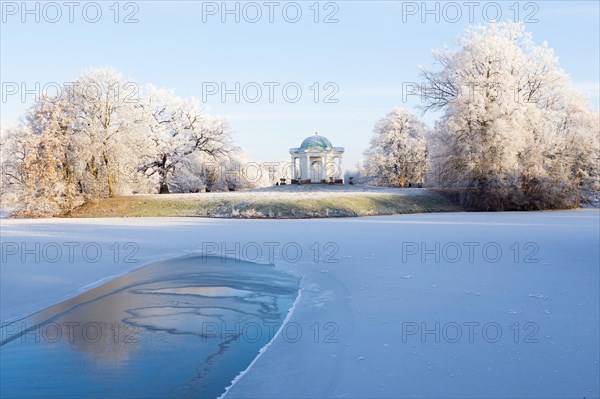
<box><xmin>0</xmin><ymin>255</ymin><xmax>299</xmax><ymax>398</ymax></box>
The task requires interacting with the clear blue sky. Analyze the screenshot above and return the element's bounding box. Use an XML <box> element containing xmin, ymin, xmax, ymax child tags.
<box><xmin>1</xmin><ymin>1</ymin><xmax>599</xmax><ymax>167</ymax></box>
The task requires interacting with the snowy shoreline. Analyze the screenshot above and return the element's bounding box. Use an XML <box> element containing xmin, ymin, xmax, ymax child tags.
<box><xmin>218</xmin><ymin>287</ymin><xmax>304</xmax><ymax>399</ymax></box>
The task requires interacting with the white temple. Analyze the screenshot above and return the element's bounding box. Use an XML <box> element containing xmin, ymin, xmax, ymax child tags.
<box><xmin>289</xmin><ymin>133</ymin><xmax>344</xmax><ymax>183</ymax></box>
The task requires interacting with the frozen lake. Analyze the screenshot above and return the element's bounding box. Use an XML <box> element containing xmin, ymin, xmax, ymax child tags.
<box><xmin>1</xmin><ymin>210</ymin><xmax>598</xmax><ymax>398</ymax></box>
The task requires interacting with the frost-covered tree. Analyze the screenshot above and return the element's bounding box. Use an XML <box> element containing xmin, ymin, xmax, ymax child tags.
<box><xmin>344</xmin><ymin>160</ymin><xmax>367</xmax><ymax>185</ymax></box>
<box><xmin>1</xmin><ymin>68</ymin><xmax>239</xmax><ymax>216</ymax></box>
<box><xmin>2</xmin><ymin>68</ymin><xmax>151</xmax><ymax>215</ymax></box>
<box><xmin>169</xmin><ymin>151</ymin><xmax>276</xmax><ymax>192</ymax></box>
<box><xmin>364</xmin><ymin>108</ymin><xmax>428</xmax><ymax>187</ymax></box>
<box><xmin>139</xmin><ymin>86</ymin><xmax>232</xmax><ymax>194</ymax></box>
<box><xmin>1</xmin><ymin>125</ymin><xmax>31</xmax><ymax>193</ymax></box>
<box><xmin>21</xmin><ymin>97</ymin><xmax>80</xmax><ymax>214</ymax></box>
<box><xmin>422</xmin><ymin>22</ymin><xmax>600</xmax><ymax>210</ymax></box>
<box><xmin>0</xmin><ymin>97</ymin><xmax>82</xmax><ymax>215</ymax></box>
<box><xmin>1</xmin><ymin>125</ymin><xmax>35</xmax><ymax>209</ymax></box>
<box><xmin>69</xmin><ymin>68</ymin><xmax>147</xmax><ymax>198</ymax></box>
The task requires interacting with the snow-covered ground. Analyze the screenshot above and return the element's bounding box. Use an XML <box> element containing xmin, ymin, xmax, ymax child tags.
<box><xmin>1</xmin><ymin>209</ymin><xmax>598</xmax><ymax>398</ymax></box>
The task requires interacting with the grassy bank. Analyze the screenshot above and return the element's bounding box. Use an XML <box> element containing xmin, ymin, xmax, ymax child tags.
<box><xmin>66</xmin><ymin>187</ymin><xmax>461</xmax><ymax>218</ymax></box>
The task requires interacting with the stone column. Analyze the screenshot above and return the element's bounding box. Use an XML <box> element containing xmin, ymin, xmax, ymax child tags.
<box><xmin>301</xmin><ymin>155</ymin><xmax>310</xmax><ymax>181</ymax></box>
<box><xmin>294</xmin><ymin>157</ymin><xmax>299</xmax><ymax>179</ymax></box>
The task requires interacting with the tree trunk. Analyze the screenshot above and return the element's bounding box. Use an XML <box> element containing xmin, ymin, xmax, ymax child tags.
<box><xmin>108</xmin><ymin>174</ymin><xmax>115</xmax><ymax>197</ymax></box>
<box><xmin>159</xmin><ymin>182</ymin><xmax>170</xmax><ymax>194</ymax></box>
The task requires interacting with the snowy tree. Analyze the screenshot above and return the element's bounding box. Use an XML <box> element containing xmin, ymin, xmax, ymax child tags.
<box><xmin>1</xmin><ymin>125</ymin><xmax>34</xmax><ymax>207</ymax></box>
<box><xmin>1</xmin><ymin>125</ymin><xmax>31</xmax><ymax>192</ymax></box>
<box><xmin>169</xmin><ymin>151</ymin><xmax>275</xmax><ymax>192</ymax></box>
<box><xmin>364</xmin><ymin>108</ymin><xmax>429</xmax><ymax>187</ymax></box>
<box><xmin>0</xmin><ymin>97</ymin><xmax>83</xmax><ymax>215</ymax></box>
<box><xmin>222</xmin><ymin>153</ymin><xmax>281</xmax><ymax>190</ymax></box>
<box><xmin>139</xmin><ymin>86</ymin><xmax>232</xmax><ymax>194</ymax></box>
<box><xmin>22</xmin><ymin>97</ymin><xmax>80</xmax><ymax>214</ymax></box>
<box><xmin>421</xmin><ymin>22</ymin><xmax>600</xmax><ymax>210</ymax></box>
<box><xmin>344</xmin><ymin>160</ymin><xmax>367</xmax><ymax>185</ymax></box>
<box><xmin>69</xmin><ymin>68</ymin><xmax>148</xmax><ymax>198</ymax></box>
<box><xmin>1</xmin><ymin>68</ymin><xmax>153</xmax><ymax>215</ymax></box>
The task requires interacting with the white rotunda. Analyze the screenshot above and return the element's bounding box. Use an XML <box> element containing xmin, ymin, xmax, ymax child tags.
<box><xmin>289</xmin><ymin>133</ymin><xmax>344</xmax><ymax>184</ymax></box>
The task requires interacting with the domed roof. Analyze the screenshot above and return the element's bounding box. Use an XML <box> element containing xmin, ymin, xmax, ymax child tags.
<box><xmin>299</xmin><ymin>133</ymin><xmax>332</xmax><ymax>151</ymax></box>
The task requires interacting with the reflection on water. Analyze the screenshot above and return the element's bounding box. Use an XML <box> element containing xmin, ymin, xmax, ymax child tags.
<box><xmin>0</xmin><ymin>255</ymin><xmax>299</xmax><ymax>398</ymax></box>
<box><xmin>136</xmin><ymin>286</ymin><xmax>255</xmax><ymax>297</ymax></box>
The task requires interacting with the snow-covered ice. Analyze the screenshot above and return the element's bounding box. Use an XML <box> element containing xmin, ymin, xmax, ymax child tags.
<box><xmin>1</xmin><ymin>209</ymin><xmax>598</xmax><ymax>398</ymax></box>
